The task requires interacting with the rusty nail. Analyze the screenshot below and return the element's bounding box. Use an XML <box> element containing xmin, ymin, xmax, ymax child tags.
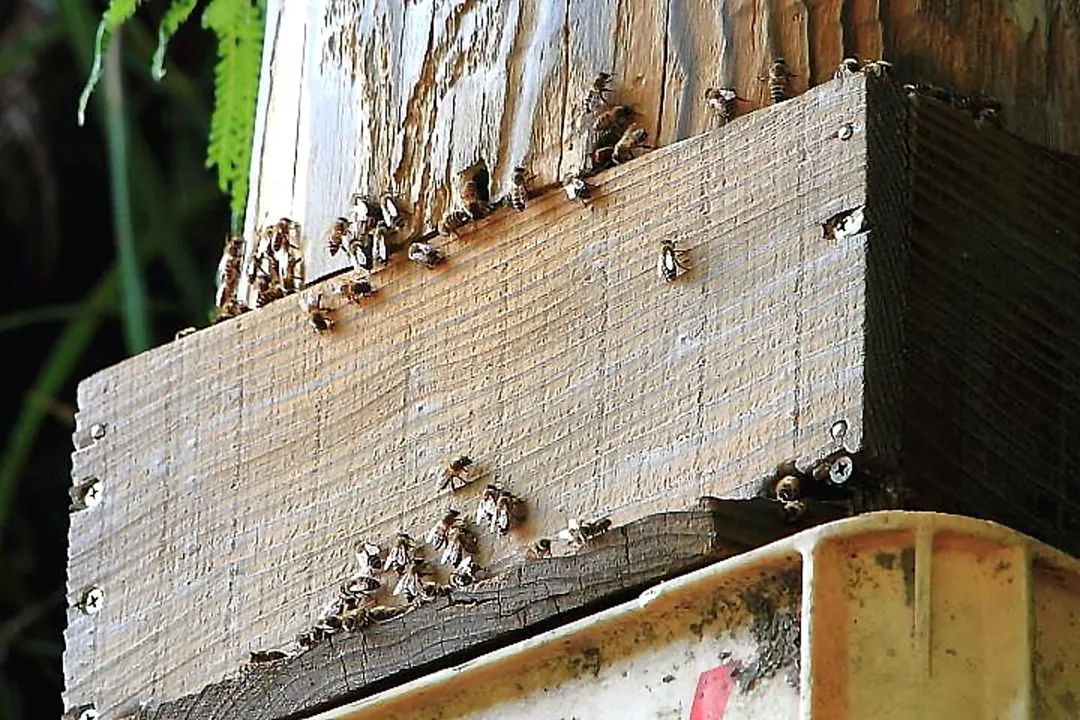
<box><xmin>89</xmin><ymin>423</ymin><xmax>107</xmax><ymax>440</ymax></box>
<box><xmin>837</xmin><ymin>122</ymin><xmax>855</xmax><ymax>140</ymax></box>
<box><xmin>79</xmin><ymin>586</ymin><xmax>104</xmax><ymax>615</ymax></box>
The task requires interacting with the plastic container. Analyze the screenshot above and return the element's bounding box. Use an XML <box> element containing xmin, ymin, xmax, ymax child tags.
<box><xmin>314</xmin><ymin>511</ymin><xmax>1079</xmax><ymax>720</ymax></box>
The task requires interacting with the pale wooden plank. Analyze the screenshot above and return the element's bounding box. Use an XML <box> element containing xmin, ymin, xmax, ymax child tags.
<box><xmin>64</xmin><ymin>76</ymin><xmax>876</xmax><ymax>718</ymax></box>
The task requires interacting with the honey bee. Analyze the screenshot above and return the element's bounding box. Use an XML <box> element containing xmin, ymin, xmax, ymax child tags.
<box><xmin>424</xmin><ymin>510</ymin><xmax>462</xmax><ymax>550</ymax></box>
<box><xmin>440</xmin><ymin>455</ymin><xmax>474</xmax><ymax>491</ymax></box>
<box><xmin>493</xmin><ymin>488</ymin><xmax>525</xmax><ymax>535</ymax></box>
<box><xmin>299</xmin><ymin>293</ymin><xmax>334</xmax><ymax>333</ymax></box>
<box><xmin>355</xmin><ymin>541</ymin><xmax>384</xmax><ymax>574</ymax></box>
<box><xmin>774</xmin><ymin>475</ymin><xmax>801</xmax><ymax>502</ymax></box>
<box><xmin>834</xmin><ymin>57</ymin><xmax>861</xmax><ymax>79</ymax></box>
<box><xmin>475</xmin><ymin>484</ymin><xmax>500</xmax><ymax>526</ymax></box>
<box><xmin>340</xmin><ymin>575</ymin><xmax>380</xmax><ymax>597</ymax></box>
<box><xmin>657</xmin><ymin>239</ymin><xmax>691</xmax><ymax>282</ymax></box>
<box><xmin>525</xmin><ymin>538</ymin><xmax>552</xmax><ymax>560</ymax></box>
<box><xmin>255</xmin><ymin>277</ymin><xmax>285</xmax><ymax>308</ymax></box>
<box><xmin>215</xmin><ymin>233</ymin><xmax>243</xmax><ymax>310</ymax></box>
<box><xmin>327</xmin><ymin>217</ymin><xmax>352</xmax><ymax>256</ymax></box>
<box><xmin>761</xmin><ymin>58</ymin><xmax>794</xmax><ymax>104</ymax></box>
<box><xmin>441</xmin><ymin>519</ymin><xmax>476</xmax><ymax>567</ymax></box>
<box><xmin>371</xmin><ymin>225</ymin><xmax>390</xmax><ymax>266</ymax></box>
<box><xmin>296</xmin><ymin>627</ymin><xmax>328</xmax><ymax>650</ymax></box>
<box><xmin>349</xmin><ymin>194</ymin><xmax>383</xmax><ymax>234</ymax></box>
<box><xmin>590</xmin><ymin>105</ymin><xmax>635</xmax><ymax>159</ymax></box>
<box><xmin>508</xmin><ymin>166</ymin><xmax>531</xmax><ymax>211</ymax></box>
<box><xmin>281</xmin><ymin>253</ymin><xmax>303</xmax><ymax>293</ymax></box>
<box><xmin>450</xmin><ymin>556</ymin><xmax>477</xmax><ymax>587</ymax></box>
<box><xmin>862</xmin><ymin>60</ymin><xmax>893</xmax><ymax>78</ymax></box>
<box><xmin>703</xmin><ymin>87</ymin><xmax>739</xmax><ymax>125</ymax></box>
<box><xmin>439</xmin><ymin>209</ymin><xmax>471</xmax><ymax>237</ymax></box>
<box><xmin>270</xmin><ymin>217</ymin><xmax>300</xmax><ymax>253</ymax></box>
<box><xmin>385</xmin><ymin>532</ymin><xmax>416</xmax><ymax>574</ymax></box>
<box><xmin>780</xmin><ymin>499</ymin><xmax>807</xmax><ymax>523</ymax></box>
<box><xmin>344</xmin><ymin>233</ymin><xmax>374</xmax><ymax>273</ymax></box>
<box><xmin>457</xmin><ymin>159</ymin><xmax>492</xmax><ymax>220</ymax></box>
<box><xmin>248</xmin><ymin>650</ymin><xmax>288</xmax><ymax>665</ymax></box>
<box><xmin>339</xmin><ymin>276</ymin><xmax>377</xmax><ymax>303</ymax></box>
<box><xmin>393</xmin><ymin>558</ymin><xmax>432</xmax><ymax>602</ymax></box>
<box><xmin>610</xmin><ymin>123</ymin><xmax>651</xmax><ymax>164</ymax></box>
<box><xmin>408</xmin><ymin>241</ymin><xmax>444</xmax><ymax>268</ymax></box>
<box><xmin>213</xmin><ymin>298</ymin><xmax>250</xmax><ymax>323</ymax></box>
<box><xmin>562</xmin><ymin>173</ymin><xmax>593</xmax><ymax>204</ymax></box>
<box><xmin>381</xmin><ymin>194</ymin><xmax>404</xmax><ymax>229</ymax></box>
<box><xmin>558</xmin><ymin>517</ymin><xmax>612</xmax><ymax>547</ymax></box>
<box><xmin>582</xmin><ymin>71</ymin><xmax>614</xmax><ymax>114</ymax></box>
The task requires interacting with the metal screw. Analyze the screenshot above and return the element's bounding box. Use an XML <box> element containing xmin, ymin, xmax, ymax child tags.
<box><xmin>89</xmin><ymin>423</ymin><xmax>107</xmax><ymax>440</ymax></box>
<box><xmin>829</xmin><ymin>455</ymin><xmax>854</xmax><ymax>485</ymax></box>
<box><xmin>83</xmin><ymin>480</ymin><xmax>103</xmax><ymax>508</ymax></box>
<box><xmin>78</xmin><ymin>709</ymin><xmax>99</xmax><ymax>720</ymax></box>
<box><xmin>837</xmin><ymin>123</ymin><xmax>855</xmax><ymax>140</ymax></box>
<box><xmin>79</xmin><ymin>586</ymin><xmax>104</xmax><ymax>615</ymax></box>
<box><xmin>829</xmin><ymin>419</ymin><xmax>848</xmax><ymax>446</ymax></box>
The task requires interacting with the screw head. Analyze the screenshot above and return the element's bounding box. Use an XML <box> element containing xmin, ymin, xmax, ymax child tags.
<box><xmin>83</xmin><ymin>480</ymin><xmax>103</xmax><ymax>508</ymax></box>
<box><xmin>89</xmin><ymin>423</ymin><xmax>107</xmax><ymax>440</ymax></box>
<box><xmin>837</xmin><ymin>123</ymin><xmax>855</xmax><ymax>140</ymax></box>
<box><xmin>829</xmin><ymin>455</ymin><xmax>854</xmax><ymax>485</ymax></box>
<box><xmin>80</xmin><ymin>586</ymin><xmax>104</xmax><ymax>615</ymax></box>
<box><xmin>78</xmin><ymin>709</ymin><xmax>99</xmax><ymax>720</ymax></box>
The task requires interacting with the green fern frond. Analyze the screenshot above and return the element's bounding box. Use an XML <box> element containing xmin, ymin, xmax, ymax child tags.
<box><xmin>202</xmin><ymin>0</ymin><xmax>264</xmax><ymax>220</ymax></box>
<box><xmin>152</xmin><ymin>0</ymin><xmax>200</xmax><ymax>80</ymax></box>
<box><xmin>77</xmin><ymin>0</ymin><xmax>143</xmax><ymax>126</ymax></box>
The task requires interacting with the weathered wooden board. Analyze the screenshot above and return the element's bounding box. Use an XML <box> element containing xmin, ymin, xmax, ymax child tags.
<box><xmin>66</xmin><ymin>76</ymin><xmax>882</xmax><ymax>718</ymax></box>
<box><xmin>137</xmin><ymin>501</ymin><xmax>848</xmax><ymax>720</ymax></box>
<box><xmin>242</xmin><ymin>0</ymin><xmax>1080</xmax><ymax>288</ymax></box>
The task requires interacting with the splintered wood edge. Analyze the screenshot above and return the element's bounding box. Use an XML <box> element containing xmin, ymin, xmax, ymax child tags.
<box><xmin>138</xmin><ymin>501</ymin><xmax>847</xmax><ymax>720</ymax></box>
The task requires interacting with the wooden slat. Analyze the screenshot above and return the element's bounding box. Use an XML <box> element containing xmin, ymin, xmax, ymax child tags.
<box><xmin>140</xmin><ymin>501</ymin><xmax>846</xmax><ymax>720</ymax></box>
<box><xmin>64</xmin><ymin>76</ymin><xmax>879</xmax><ymax>718</ymax></box>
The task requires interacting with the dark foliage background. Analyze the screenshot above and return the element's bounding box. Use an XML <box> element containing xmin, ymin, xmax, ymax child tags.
<box><xmin>0</xmin><ymin>1</ymin><xmax>227</xmax><ymax>716</ymax></box>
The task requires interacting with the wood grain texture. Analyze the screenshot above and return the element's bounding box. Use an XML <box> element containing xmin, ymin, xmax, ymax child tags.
<box><xmin>242</xmin><ymin>0</ymin><xmax>1080</xmax><ymax>289</ymax></box>
<box><xmin>138</xmin><ymin>501</ymin><xmax>845</xmax><ymax>720</ymax></box>
<box><xmin>65</xmin><ymin>76</ymin><xmax>878</xmax><ymax>718</ymax></box>
<box><xmin>901</xmin><ymin>91</ymin><xmax>1080</xmax><ymax>555</ymax></box>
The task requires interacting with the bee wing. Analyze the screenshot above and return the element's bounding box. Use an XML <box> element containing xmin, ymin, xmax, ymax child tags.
<box><xmin>440</xmin><ymin>540</ymin><xmax>461</xmax><ymax>567</ymax></box>
<box><xmin>657</xmin><ymin>248</ymin><xmax>673</xmax><ymax>279</ymax></box>
<box><xmin>380</xmin><ymin>196</ymin><xmax>400</xmax><ymax>227</ymax></box>
<box><xmin>423</xmin><ymin>524</ymin><xmax>444</xmax><ymax>547</ymax></box>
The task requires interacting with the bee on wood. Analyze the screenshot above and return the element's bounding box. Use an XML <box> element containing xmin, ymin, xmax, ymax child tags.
<box><xmin>703</xmin><ymin>87</ymin><xmax>740</xmax><ymax>125</ymax></box>
<box><xmin>525</xmin><ymin>538</ymin><xmax>552</xmax><ymax>560</ymax></box>
<box><xmin>450</xmin><ymin>556</ymin><xmax>478</xmax><ymax>588</ymax></box>
<box><xmin>349</xmin><ymin>194</ymin><xmax>383</xmax><ymax>234</ymax></box>
<box><xmin>558</xmin><ymin>517</ymin><xmax>612</xmax><ymax>547</ymax></box>
<box><xmin>862</xmin><ymin>60</ymin><xmax>893</xmax><ymax>78</ymax></box>
<box><xmin>439</xmin><ymin>455</ymin><xmax>474</xmax><ymax>491</ymax></box>
<box><xmin>381</xmin><ymin>194</ymin><xmax>405</xmax><ymax>229</ymax></box>
<box><xmin>299</xmin><ymin>293</ymin><xmax>334</xmax><ymax>333</ymax></box>
<box><xmin>475</xmin><ymin>484</ymin><xmax>500</xmax><ymax>527</ymax></box>
<box><xmin>366</xmin><ymin>603</ymin><xmax>406</xmax><ymax>622</ymax></box>
<box><xmin>393</xmin><ymin>558</ymin><xmax>432</xmax><ymax>602</ymax></box>
<box><xmin>371</xmin><ymin>225</ymin><xmax>390</xmax><ymax>266</ymax></box>
<box><xmin>441</xmin><ymin>520</ymin><xmax>476</xmax><ymax>567</ymax></box>
<box><xmin>761</xmin><ymin>58</ymin><xmax>794</xmax><ymax>104</ymax></box>
<box><xmin>591</xmin><ymin>105</ymin><xmax>635</xmax><ymax>149</ymax></box>
<box><xmin>610</xmin><ymin>123</ymin><xmax>651</xmax><ymax>164</ymax></box>
<box><xmin>439</xmin><ymin>209</ymin><xmax>471</xmax><ymax>237</ymax></box>
<box><xmin>215</xmin><ymin>233</ymin><xmax>243</xmax><ymax>310</ymax></box>
<box><xmin>255</xmin><ymin>272</ymin><xmax>285</xmax><ymax>308</ymax></box>
<box><xmin>385</xmin><ymin>532</ymin><xmax>417</xmax><ymax>574</ymax></box>
<box><xmin>780</xmin><ymin>499</ymin><xmax>807</xmax><ymax>523</ymax></box>
<box><xmin>344</xmin><ymin>232</ymin><xmax>374</xmax><ymax>273</ymax></box>
<box><xmin>340</xmin><ymin>575</ymin><xmax>380</xmax><ymax>598</ymax></box>
<box><xmin>408</xmin><ymin>241</ymin><xmax>444</xmax><ymax>269</ymax></box>
<box><xmin>457</xmin><ymin>159</ymin><xmax>492</xmax><ymax>221</ymax></box>
<box><xmin>657</xmin><ymin>239</ymin><xmax>691</xmax><ymax>282</ymax></box>
<box><xmin>248</xmin><ymin>649</ymin><xmax>288</xmax><ymax>665</ymax></box>
<box><xmin>834</xmin><ymin>57</ymin><xmax>861</xmax><ymax>79</ymax></box>
<box><xmin>213</xmin><ymin>298</ymin><xmax>250</xmax><ymax>323</ymax></box>
<box><xmin>582</xmin><ymin>71</ymin><xmax>614</xmax><ymax>114</ymax></box>
<box><xmin>339</xmin><ymin>276</ymin><xmax>377</xmax><ymax>303</ymax></box>
<box><xmin>492</xmin><ymin>488</ymin><xmax>526</xmax><ymax>535</ymax></box>
<box><xmin>508</xmin><ymin>166</ymin><xmax>532</xmax><ymax>211</ymax></box>
<box><xmin>271</xmin><ymin>218</ymin><xmax>301</xmax><ymax>253</ymax></box>
<box><xmin>424</xmin><ymin>510</ymin><xmax>462</xmax><ymax>551</ymax></box>
<box><xmin>281</xmin><ymin>254</ymin><xmax>303</xmax><ymax>294</ymax></box>
<box><xmin>327</xmin><ymin>217</ymin><xmax>352</xmax><ymax>257</ymax></box>
<box><xmin>774</xmin><ymin>475</ymin><xmax>801</xmax><ymax>502</ymax></box>
<box><xmin>296</xmin><ymin>627</ymin><xmax>328</xmax><ymax>651</ymax></box>
<box><xmin>562</xmin><ymin>173</ymin><xmax>593</xmax><ymax>204</ymax></box>
<box><xmin>355</xmin><ymin>541</ymin><xmax>384</xmax><ymax>574</ymax></box>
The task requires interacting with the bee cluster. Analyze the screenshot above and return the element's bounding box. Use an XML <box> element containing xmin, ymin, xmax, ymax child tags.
<box><xmin>760</xmin><ymin>420</ymin><xmax>872</xmax><ymax>522</ymax></box>
<box><xmin>902</xmin><ymin>82</ymin><xmax>1003</xmax><ymax>127</ymax></box>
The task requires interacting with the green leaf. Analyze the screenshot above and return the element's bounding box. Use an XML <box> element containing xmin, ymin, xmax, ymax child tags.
<box><xmin>152</xmin><ymin>0</ymin><xmax>200</xmax><ymax>81</ymax></box>
<box><xmin>76</xmin><ymin>0</ymin><xmax>142</xmax><ymax>126</ymax></box>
